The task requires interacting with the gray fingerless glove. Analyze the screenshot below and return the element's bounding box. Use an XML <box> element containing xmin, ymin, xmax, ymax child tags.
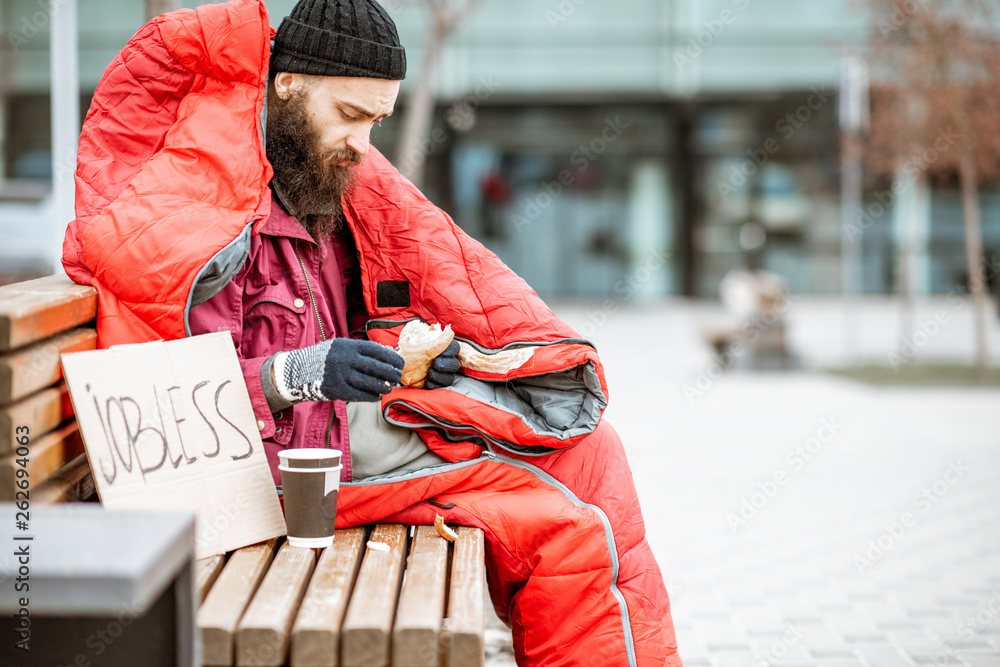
<box><xmin>272</xmin><ymin>338</ymin><xmax>404</xmax><ymax>403</ymax></box>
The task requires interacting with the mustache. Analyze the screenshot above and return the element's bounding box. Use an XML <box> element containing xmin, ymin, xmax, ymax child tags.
<box><xmin>318</xmin><ymin>147</ymin><xmax>363</xmax><ymax>166</ymax></box>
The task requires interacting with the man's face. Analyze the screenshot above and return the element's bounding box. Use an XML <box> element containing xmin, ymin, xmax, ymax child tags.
<box><xmin>266</xmin><ymin>73</ymin><xmax>400</xmax><ymax>237</ymax></box>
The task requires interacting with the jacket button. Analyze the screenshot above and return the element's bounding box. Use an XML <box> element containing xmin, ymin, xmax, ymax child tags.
<box><xmin>256</xmin><ymin>419</ymin><xmax>265</xmax><ymax>431</ymax></box>
<box><xmin>293</xmin><ymin>298</ymin><xmax>305</xmax><ymax>308</ymax></box>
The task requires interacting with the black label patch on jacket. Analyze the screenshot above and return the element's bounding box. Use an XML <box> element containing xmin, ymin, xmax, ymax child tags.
<box><xmin>377</xmin><ymin>281</ymin><xmax>410</xmax><ymax>308</ymax></box>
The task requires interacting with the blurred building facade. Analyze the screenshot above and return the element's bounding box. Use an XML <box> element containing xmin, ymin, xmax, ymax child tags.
<box><xmin>1</xmin><ymin>0</ymin><xmax>998</xmax><ymax>297</ymax></box>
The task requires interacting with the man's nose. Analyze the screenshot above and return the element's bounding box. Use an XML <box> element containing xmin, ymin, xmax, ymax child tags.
<box><xmin>345</xmin><ymin>127</ymin><xmax>370</xmax><ymax>157</ymax></box>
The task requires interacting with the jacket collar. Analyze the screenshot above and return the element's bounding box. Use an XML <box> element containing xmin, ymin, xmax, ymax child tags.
<box><xmin>260</xmin><ymin>192</ymin><xmax>316</xmax><ymax>243</ymax></box>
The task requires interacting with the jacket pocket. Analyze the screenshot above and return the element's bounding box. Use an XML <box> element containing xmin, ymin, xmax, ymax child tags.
<box><xmin>241</xmin><ymin>290</ymin><xmax>303</xmax><ymax>358</ymax></box>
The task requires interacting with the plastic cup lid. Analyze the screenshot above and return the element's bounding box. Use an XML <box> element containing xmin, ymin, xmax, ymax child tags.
<box><xmin>277</xmin><ymin>448</ymin><xmax>343</xmax><ymax>469</ymax></box>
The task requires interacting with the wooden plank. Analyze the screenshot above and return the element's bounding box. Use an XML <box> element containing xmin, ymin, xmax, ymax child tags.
<box><xmin>0</xmin><ymin>274</ymin><xmax>97</xmax><ymax>352</ymax></box>
<box><xmin>0</xmin><ymin>421</ymin><xmax>85</xmax><ymax>500</ymax></box>
<box><xmin>0</xmin><ymin>384</ymin><xmax>73</xmax><ymax>453</ymax></box>
<box><xmin>341</xmin><ymin>523</ymin><xmax>409</xmax><ymax>667</ymax></box>
<box><xmin>0</xmin><ymin>328</ymin><xmax>97</xmax><ymax>406</ymax></box>
<box><xmin>196</xmin><ymin>554</ymin><xmax>228</xmax><ymax>603</ymax></box>
<box><xmin>290</xmin><ymin>527</ymin><xmax>367</xmax><ymax>667</ymax></box>
<box><xmin>393</xmin><ymin>525</ymin><xmax>449</xmax><ymax>667</ymax></box>
<box><xmin>445</xmin><ymin>527</ymin><xmax>486</xmax><ymax>667</ymax></box>
<box><xmin>236</xmin><ymin>542</ymin><xmax>317</xmax><ymax>667</ymax></box>
<box><xmin>198</xmin><ymin>538</ymin><xmax>279</xmax><ymax>667</ymax></box>
<box><xmin>32</xmin><ymin>452</ymin><xmax>94</xmax><ymax>504</ymax></box>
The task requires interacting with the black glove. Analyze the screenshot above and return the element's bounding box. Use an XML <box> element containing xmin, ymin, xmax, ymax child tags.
<box><xmin>424</xmin><ymin>340</ymin><xmax>462</xmax><ymax>390</ymax></box>
<box><xmin>273</xmin><ymin>338</ymin><xmax>404</xmax><ymax>403</ymax></box>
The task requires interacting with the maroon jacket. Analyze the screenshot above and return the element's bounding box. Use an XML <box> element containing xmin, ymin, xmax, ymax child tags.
<box><xmin>188</xmin><ymin>198</ymin><xmax>368</xmax><ymax>483</ymax></box>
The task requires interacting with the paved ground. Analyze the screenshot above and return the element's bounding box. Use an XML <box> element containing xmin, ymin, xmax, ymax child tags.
<box><xmin>487</xmin><ymin>297</ymin><xmax>1000</xmax><ymax>666</ymax></box>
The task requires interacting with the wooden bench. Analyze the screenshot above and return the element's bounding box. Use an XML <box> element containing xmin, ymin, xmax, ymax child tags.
<box><xmin>197</xmin><ymin>525</ymin><xmax>486</xmax><ymax>667</ymax></box>
<box><xmin>0</xmin><ymin>274</ymin><xmax>488</xmax><ymax>666</ymax></box>
<box><xmin>0</xmin><ymin>274</ymin><xmax>98</xmax><ymax>503</ymax></box>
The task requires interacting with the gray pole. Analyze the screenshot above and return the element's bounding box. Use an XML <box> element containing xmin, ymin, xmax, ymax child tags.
<box><xmin>839</xmin><ymin>56</ymin><xmax>869</xmax><ymax>361</ymax></box>
<box><xmin>840</xmin><ymin>135</ymin><xmax>863</xmax><ymax>358</ymax></box>
<box><xmin>51</xmin><ymin>0</ymin><xmax>79</xmax><ymax>275</ymax></box>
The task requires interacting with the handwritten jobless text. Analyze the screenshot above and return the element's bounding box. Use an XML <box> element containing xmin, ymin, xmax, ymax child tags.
<box><xmin>80</xmin><ymin>378</ymin><xmax>254</xmax><ymax>486</ymax></box>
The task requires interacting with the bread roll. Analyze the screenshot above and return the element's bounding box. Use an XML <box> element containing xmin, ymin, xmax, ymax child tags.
<box><xmin>397</xmin><ymin>320</ymin><xmax>455</xmax><ymax>388</ymax></box>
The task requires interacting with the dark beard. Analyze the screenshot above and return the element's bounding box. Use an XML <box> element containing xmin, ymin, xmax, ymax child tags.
<box><xmin>266</xmin><ymin>89</ymin><xmax>362</xmax><ymax>240</ymax></box>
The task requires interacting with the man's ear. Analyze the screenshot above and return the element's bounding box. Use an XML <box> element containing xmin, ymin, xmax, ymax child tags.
<box><xmin>273</xmin><ymin>71</ymin><xmax>296</xmax><ymax>101</ymax></box>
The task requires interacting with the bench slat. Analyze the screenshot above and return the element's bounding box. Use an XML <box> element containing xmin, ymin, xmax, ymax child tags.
<box><xmin>236</xmin><ymin>542</ymin><xmax>317</xmax><ymax>667</ymax></box>
<box><xmin>198</xmin><ymin>538</ymin><xmax>279</xmax><ymax>667</ymax></box>
<box><xmin>341</xmin><ymin>523</ymin><xmax>408</xmax><ymax>667</ymax></box>
<box><xmin>32</xmin><ymin>452</ymin><xmax>94</xmax><ymax>504</ymax></box>
<box><xmin>0</xmin><ymin>384</ymin><xmax>73</xmax><ymax>454</ymax></box>
<box><xmin>0</xmin><ymin>328</ymin><xmax>97</xmax><ymax>406</ymax></box>
<box><xmin>290</xmin><ymin>526</ymin><xmax>366</xmax><ymax>667</ymax></box>
<box><xmin>0</xmin><ymin>420</ymin><xmax>85</xmax><ymax>500</ymax></box>
<box><xmin>393</xmin><ymin>525</ymin><xmax>448</xmax><ymax>667</ymax></box>
<box><xmin>196</xmin><ymin>554</ymin><xmax>228</xmax><ymax>603</ymax></box>
<box><xmin>0</xmin><ymin>275</ymin><xmax>97</xmax><ymax>352</ymax></box>
<box><xmin>445</xmin><ymin>527</ymin><xmax>486</xmax><ymax>667</ymax></box>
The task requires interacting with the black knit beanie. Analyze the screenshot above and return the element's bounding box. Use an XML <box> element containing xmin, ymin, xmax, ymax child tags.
<box><xmin>271</xmin><ymin>0</ymin><xmax>407</xmax><ymax>80</ymax></box>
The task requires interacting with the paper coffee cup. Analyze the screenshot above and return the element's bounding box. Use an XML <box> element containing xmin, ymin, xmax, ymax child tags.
<box><xmin>278</xmin><ymin>448</ymin><xmax>342</xmax><ymax>549</ymax></box>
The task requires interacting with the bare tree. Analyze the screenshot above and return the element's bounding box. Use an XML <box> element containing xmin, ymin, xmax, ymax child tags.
<box><xmin>394</xmin><ymin>0</ymin><xmax>484</xmax><ymax>187</ymax></box>
<box><xmin>865</xmin><ymin>0</ymin><xmax>1000</xmax><ymax>379</ymax></box>
<box><xmin>145</xmin><ymin>0</ymin><xmax>180</xmax><ymax>22</ymax></box>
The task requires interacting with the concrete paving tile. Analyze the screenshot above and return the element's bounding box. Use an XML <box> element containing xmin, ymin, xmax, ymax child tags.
<box><xmin>753</xmin><ymin>644</ymin><xmax>815</xmax><ymax>665</ymax></box>
<box><xmin>776</xmin><ymin>600</ymin><xmax>826</xmax><ymax>624</ymax></box>
<box><xmin>680</xmin><ymin>658</ymin><xmax>712</xmax><ymax>667</ymax></box>
<box><xmin>909</xmin><ymin>656</ymin><xmax>962</xmax><ymax>665</ymax></box>
<box><xmin>689</xmin><ymin>591</ymin><xmax>734</xmax><ymax>617</ymax></box>
<box><xmin>707</xmin><ymin>650</ymin><xmax>754</xmax><ymax>667</ymax></box>
<box><xmin>880</xmin><ymin>622</ymin><xmax>925</xmax><ymax>631</ymax></box>
<box><xmin>888</xmin><ymin>632</ymin><xmax>949</xmax><ymax>654</ymax></box>
<box><xmin>863</xmin><ymin>604</ymin><xmax>920</xmax><ymax>628</ymax></box>
<box><xmin>908</xmin><ymin>610</ymin><xmax>954</xmax><ymax>619</ymax></box>
<box><xmin>705</xmin><ymin>641</ymin><xmax>754</xmax><ymax>652</ymax></box>
<box><xmin>737</xmin><ymin>608</ymin><xmax>791</xmax><ymax>636</ymax></box>
<box><xmin>810</xmin><ymin>648</ymin><xmax>865</xmax><ymax>659</ymax></box>
<box><xmin>678</xmin><ymin>641</ymin><xmax>713</xmax><ymax>663</ymax></box>
<box><xmin>937</xmin><ymin>599</ymin><xmax>984</xmax><ymax>615</ymax></box>
<box><xmin>917</xmin><ymin>617</ymin><xmax>972</xmax><ymax>639</ymax></box>
<box><xmin>694</xmin><ymin>618</ymin><xmax>751</xmax><ymax>651</ymax></box>
<box><xmin>945</xmin><ymin>640</ymin><xmax>996</xmax><ymax>655</ymax></box>
<box><xmin>854</xmin><ymin>648</ymin><xmax>915</xmax><ymax>667</ymax></box>
<box><xmin>828</xmin><ymin>614</ymin><xmax>888</xmax><ymax>642</ymax></box>
<box><xmin>846</xmin><ymin>635</ymin><xmax>892</xmax><ymax>645</ymax></box>
<box><xmin>847</xmin><ymin>641</ymin><xmax>896</xmax><ymax>651</ymax></box>
<box><xmin>962</xmin><ymin>658</ymin><xmax>1000</xmax><ymax>667</ymax></box>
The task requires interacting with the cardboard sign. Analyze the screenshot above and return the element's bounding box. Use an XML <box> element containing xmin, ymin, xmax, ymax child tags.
<box><xmin>61</xmin><ymin>332</ymin><xmax>286</xmax><ymax>558</ymax></box>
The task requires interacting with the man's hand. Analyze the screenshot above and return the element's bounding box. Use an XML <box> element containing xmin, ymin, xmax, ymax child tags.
<box><xmin>424</xmin><ymin>340</ymin><xmax>462</xmax><ymax>390</ymax></box>
<box><xmin>273</xmin><ymin>338</ymin><xmax>404</xmax><ymax>403</ymax></box>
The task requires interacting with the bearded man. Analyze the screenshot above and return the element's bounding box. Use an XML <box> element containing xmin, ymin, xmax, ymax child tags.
<box><xmin>62</xmin><ymin>1</ymin><xmax>682</xmax><ymax>665</ymax></box>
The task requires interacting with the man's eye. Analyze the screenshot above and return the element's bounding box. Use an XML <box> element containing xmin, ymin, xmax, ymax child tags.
<box><xmin>341</xmin><ymin>111</ymin><xmax>358</xmax><ymax>121</ymax></box>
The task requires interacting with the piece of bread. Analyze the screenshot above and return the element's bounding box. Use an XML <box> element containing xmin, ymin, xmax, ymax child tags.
<box><xmin>457</xmin><ymin>342</ymin><xmax>534</xmax><ymax>375</ymax></box>
<box><xmin>397</xmin><ymin>320</ymin><xmax>455</xmax><ymax>388</ymax></box>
